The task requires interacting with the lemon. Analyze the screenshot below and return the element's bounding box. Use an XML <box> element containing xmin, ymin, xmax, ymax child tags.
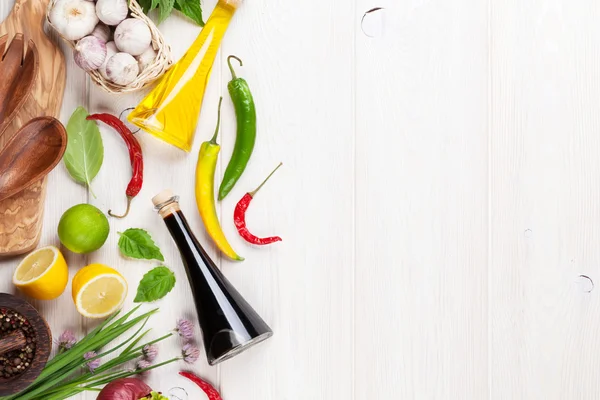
<box><xmin>13</xmin><ymin>246</ymin><xmax>69</xmax><ymax>300</ymax></box>
<box><xmin>58</xmin><ymin>204</ymin><xmax>110</xmax><ymax>254</ymax></box>
<box><xmin>72</xmin><ymin>264</ymin><xmax>128</xmax><ymax>319</ymax></box>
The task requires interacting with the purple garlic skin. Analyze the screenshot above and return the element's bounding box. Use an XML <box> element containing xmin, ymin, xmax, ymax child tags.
<box><xmin>91</xmin><ymin>23</ymin><xmax>111</xmax><ymax>43</ymax></box>
<box><xmin>106</xmin><ymin>52</ymin><xmax>139</xmax><ymax>85</ymax></box>
<box><xmin>114</xmin><ymin>18</ymin><xmax>152</xmax><ymax>56</ymax></box>
<box><xmin>136</xmin><ymin>46</ymin><xmax>157</xmax><ymax>73</ymax></box>
<box><xmin>96</xmin><ymin>0</ymin><xmax>129</xmax><ymax>26</ymax></box>
<box><xmin>99</xmin><ymin>41</ymin><xmax>118</xmax><ymax>80</ymax></box>
<box><xmin>74</xmin><ymin>35</ymin><xmax>107</xmax><ymax>71</ymax></box>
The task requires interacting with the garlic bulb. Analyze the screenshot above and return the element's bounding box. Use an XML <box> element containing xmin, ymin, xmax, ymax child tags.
<box><xmin>114</xmin><ymin>18</ymin><xmax>152</xmax><ymax>56</ymax></box>
<box><xmin>136</xmin><ymin>47</ymin><xmax>157</xmax><ymax>73</ymax></box>
<box><xmin>106</xmin><ymin>52</ymin><xmax>139</xmax><ymax>85</ymax></box>
<box><xmin>49</xmin><ymin>0</ymin><xmax>99</xmax><ymax>41</ymax></box>
<box><xmin>96</xmin><ymin>0</ymin><xmax>129</xmax><ymax>26</ymax></box>
<box><xmin>99</xmin><ymin>41</ymin><xmax>118</xmax><ymax>80</ymax></box>
<box><xmin>91</xmin><ymin>23</ymin><xmax>111</xmax><ymax>43</ymax></box>
<box><xmin>74</xmin><ymin>35</ymin><xmax>107</xmax><ymax>71</ymax></box>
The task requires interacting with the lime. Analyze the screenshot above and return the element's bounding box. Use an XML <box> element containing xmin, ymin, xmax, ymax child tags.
<box><xmin>58</xmin><ymin>204</ymin><xmax>109</xmax><ymax>254</ymax></box>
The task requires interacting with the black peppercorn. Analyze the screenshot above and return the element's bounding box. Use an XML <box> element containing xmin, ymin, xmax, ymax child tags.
<box><xmin>0</xmin><ymin>308</ymin><xmax>36</xmax><ymax>379</ymax></box>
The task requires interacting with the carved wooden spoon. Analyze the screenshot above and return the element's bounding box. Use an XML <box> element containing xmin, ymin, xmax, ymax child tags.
<box><xmin>0</xmin><ymin>117</ymin><xmax>66</xmax><ymax>202</ymax></box>
<box><xmin>0</xmin><ymin>33</ymin><xmax>38</xmax><ymax>137</ymax></box>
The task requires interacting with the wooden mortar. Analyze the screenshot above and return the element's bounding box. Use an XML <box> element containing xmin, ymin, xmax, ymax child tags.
<box><xmin>0</xmin><ymin>293</ymin><xmax>52</xmax><ymax>396</ymax></box>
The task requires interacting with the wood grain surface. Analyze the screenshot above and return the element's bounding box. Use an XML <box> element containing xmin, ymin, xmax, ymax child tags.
<box><xmin>1</xmin><ymin>0</ymin><xmax>600</xmax><ymax>398</ymax></box>
<box><xmin>0</xmin><ymin>293</ymin><xmax>52</xmax><ymax>397</ymax></box>
<box><xmin>0</xmin><ymin>117</ymin><xmax>66</xmax><ymax>202</ymax></box>
<box><xmin>0</xmin><ymin>33</ymin><xmax>38</xmax><ymax>137</ymax></box>
<box><xmin>0</xmin><ymin>329</ymin><xmax>26</xmax><ymax>355</ymax></box>
<box><xmin>0</xmin><ymin>0</ymin><xmax>66</xmax><ymax>256</ymax></box>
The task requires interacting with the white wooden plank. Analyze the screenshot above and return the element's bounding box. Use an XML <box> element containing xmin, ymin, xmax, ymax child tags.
<box><xmin>86</xmin><ymin>2</ymin><xmax>222</xmax><ymax>398</ymax></box>
<box><xmin>0</xmin><ymin>0</ymin><xmax>89</xmax><ymax>362</ymax></box>
<box><xmin>354</xmin><ymin>0</ymin><xmax>489</xmax><ymax>398</ymax></box>
<box><xmin>491</xmin><ymin>1</ymin><xmax>600</xmax><ymax>398</ymax></box>
<box><xmin>216</xmin><ymin>1</ymin><xmax>356</xmax><ymax>399</ymax></box>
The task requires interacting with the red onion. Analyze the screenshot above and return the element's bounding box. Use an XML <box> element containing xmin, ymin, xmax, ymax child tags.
<box><xmin>97</xmin><ymin>378</ymin><xmax>152</xmax><ymax>400</ymax></box>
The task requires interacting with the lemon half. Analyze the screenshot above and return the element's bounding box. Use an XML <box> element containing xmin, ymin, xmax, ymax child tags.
<box><xmin>72</xmin><ymin>264</ymin><xmax>128</xmax><ymax>319</ymax></box>
<box><xmin>13</xmin><ymin>246</ymin><xmax>69</xmax><ymax>300</ymax></box>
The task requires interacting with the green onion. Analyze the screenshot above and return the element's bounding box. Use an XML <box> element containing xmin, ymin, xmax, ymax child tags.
<box><xmin>0</xmin><ymin>307</ymin><xmax>179</xmax><ymax>400</ymax></box>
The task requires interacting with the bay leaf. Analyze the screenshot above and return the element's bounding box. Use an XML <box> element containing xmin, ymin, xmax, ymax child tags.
<box><xmin>63</xmin><ymin>107</ymin><xmax>104</xmax><ymax>192</ymax></box>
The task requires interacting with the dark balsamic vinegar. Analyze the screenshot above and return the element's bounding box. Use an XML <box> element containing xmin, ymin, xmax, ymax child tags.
<box><xmin>162</xmin><ymin>207</ymin><xmax>272</xmax><ymax>365</ymax></box>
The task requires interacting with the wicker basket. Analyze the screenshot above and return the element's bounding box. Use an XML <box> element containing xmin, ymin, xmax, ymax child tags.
<box><xmin>47</xmin><ymin>0</ymin><xmax>172</xmax><ymax>94</ymax></box>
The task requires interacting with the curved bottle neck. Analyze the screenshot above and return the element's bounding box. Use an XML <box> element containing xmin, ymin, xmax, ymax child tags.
<box><xmin>152</xmin><ymin>191</ymin><xmax>181</xmax><ymax>218</ymax></box>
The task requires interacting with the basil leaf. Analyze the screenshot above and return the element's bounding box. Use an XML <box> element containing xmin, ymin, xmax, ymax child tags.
<box><xmin>63</xmin><ymin>107</ymin><xmax>104</xmax><ymax>193</ymax></box>
<box><xmin>174</xmin><ymin>0</ymin><xmax>205</xmax><ymax>26</ymax></box>
<box><xmin>118</xmin><ymin>228</ymin><xmax>165</xmax><ymax>261</ymax></box>
<box><xmin>134</xmin><ymin>266</ymin><xmax>176</xmax><ymax>303</ymax></box>
<box><xmin>158</xmin><ymin>0</ymin><xmax>175</xmax><ymax>23</ymax></box>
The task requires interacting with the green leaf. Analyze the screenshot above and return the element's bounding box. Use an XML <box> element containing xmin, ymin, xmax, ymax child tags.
<box><xmin>118</xmin><ymin>228</ymin><xmax>164</xmax><ymax>261</ymax></box>
<box><xmin>137</xmin><ymin>0</ymin><xmax>152</xmax><ymax>12</ymax></box>
<box><xmin>134</xmin><ymin>266</ymin><xmax>176</xmax><ymax>303</ymax></box>
<box><xmin>150</xmin><ymin>0</ymin><xmax>160</xmax><ymax>11</ymax></box>
<box><xmin>141</xmin><ymin>392</ymin><xmax>170</xmax><ymax>400</ymax></box>
<box><xmin>158</xmin><ymin>0</ymin><xmax>175</xmax><ymax>23</ymax></box>
<box><xmin>63</xmin><ymin>107</ymin><xmax>104</xmax><ymax>193</ymax></box>
<box><xmin>174</xmin><ymin>0</ymin><xmax>205</xmax><ymax>26</ymax></box>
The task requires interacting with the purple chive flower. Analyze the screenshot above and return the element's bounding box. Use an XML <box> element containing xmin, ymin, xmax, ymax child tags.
<box><xmin>181</xmin><ymin>344</ymin><xmax>200</xmax><ymax>364</ymax></box>
<box><xmin>175</xmin><ymin>319</ymin><xmax>194</xmax><ymax>340</ymax></box>
<box><xmin>56</xmin><ymin>330</ymin><xmax>77</xmax><ymax>353</ymax></box>
<box><xmin>136</xmin><ymin>359</ymin><xmax>152</xmax><ymax>376</ymax></box>
<box><xmin>142</xmin><ymin>344</ymin><xmax>159</xmax><ymax>362</ymax></box>
<box><xmin>84</xmin><ymin>351</ymin><xmax>101</xmax><ymax>373</ymax></box>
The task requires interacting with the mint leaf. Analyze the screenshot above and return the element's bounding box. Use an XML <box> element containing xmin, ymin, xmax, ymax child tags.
<box><xmin>63</xmin><ymin>107</ymin><xmax>104</xmax><ymax>194</ymax></box>
<box><xmin>174</xmin><ymin>0</ymin><xmax>205</xmax><ymax>26</ymax></box>
<box><xmin>134</xmin><ymin>266</ymin><xmax>176</xmax><ymax>303</ymax></box>
<box><xmin>137</xmin><ymin>0</ymin><xmax>152</xmax><ymax>12</ymax></box>
<box><xmin>118</xmin><ymin>228</ymin><xmax>164</xmax><ymax>261</ymax></box>
<box><xmin>158</xmin><ymin>0</ymin><xmax>175</xmax><ymax>23</ymax></box>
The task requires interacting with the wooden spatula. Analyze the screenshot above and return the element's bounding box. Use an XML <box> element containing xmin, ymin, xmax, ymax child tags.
<box><xmin>0</xmin><ymin>117</ymin><xmax>66</xmax><ymax>202</ymax></box>
<box><xmin>0</xmin><ymin>33</ymin><xmax>38</xmax><ymax>137</ymax></box>
<box><xmin>0</xmin><ymin>0</ymin><xmax>66</xmax><ymax>256</ymax></box>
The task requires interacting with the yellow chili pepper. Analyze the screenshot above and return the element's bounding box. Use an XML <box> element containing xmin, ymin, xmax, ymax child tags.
<box><xmin>195</xmin><ymin>97</ymin><xmax>244</xmax><ymax>261</ymax></box>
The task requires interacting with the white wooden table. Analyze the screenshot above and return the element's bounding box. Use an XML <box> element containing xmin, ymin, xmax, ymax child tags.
<box><xmin>2</xmin><ymin>0</ymin><xmax>600</xmax><ymax>398</ymax></box>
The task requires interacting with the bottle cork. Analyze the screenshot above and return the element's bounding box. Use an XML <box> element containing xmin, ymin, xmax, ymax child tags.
<box><xmin>152</xmin><ymin>189</ymin><xmax>175</xmax><ymax>207</ymax></box>
<box><xmin>152</xmin><ymin>190</ymin><xmax>180</xmax><ymax>218</ymax></box>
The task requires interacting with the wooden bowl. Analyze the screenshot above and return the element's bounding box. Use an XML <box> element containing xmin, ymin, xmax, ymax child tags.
<box><xmin>0</xmin><ymin>293</ymin><xmax>52</xmax><ymax>396</ymax></box>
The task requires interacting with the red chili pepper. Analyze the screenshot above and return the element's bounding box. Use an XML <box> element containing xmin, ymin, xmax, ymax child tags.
<box><xmin>179</xmin><ymin>371</ymin><xmax>222</xmax><ymax>400</ymax></box>
<box><xmin>234</xmin><ymin>162</ymin><xmax>283</xmax><ymax>245</ymax></box>
<box><xmin>87</xmin><ymin>113</ymin><xmax>143</xmax><ymax>218</ymax></box>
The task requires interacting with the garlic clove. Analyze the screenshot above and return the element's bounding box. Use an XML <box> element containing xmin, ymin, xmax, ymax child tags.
<box><xmin>74</xmin><ymin>35</ymin><xmax>107</xmax><ymax>71</ymax></box>
<box><xmin>114</xmin><ymin>18</ymin><xmax>152</xmax><ymax>56</ymax></box>
<box><xmin>91</xmin><ymin>23</ymin><xmax>111</xmax><ymax>43</ymax></box>
<box><xmin>136</xmin><ymin>46</ymin><xmax>157</xmax><ymax>73</ymax></box>
<box><xmin>106</xmin><ymin>52</ymin><xmax>139</xmax><ymax>85</ymax></box>
<box><xmin>99</xmin><ymin>41</ymin><xmax>118</xmax><ymax>80</ymax></box>
<box><xmin>49</xmin><ymin>0</ymin><xmax>99</xmax><ymax>41</ymax></box>
<box><xmin>96</xmin><ymin>0</ymin><xmax>129</xmax><ymax>26</ymax></box>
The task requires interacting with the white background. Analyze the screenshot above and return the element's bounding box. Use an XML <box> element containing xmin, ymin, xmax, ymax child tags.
<box><xmin>2</xmin><ymin>0</ymin><xmax>600</xmax><ymax>398</ymax></box>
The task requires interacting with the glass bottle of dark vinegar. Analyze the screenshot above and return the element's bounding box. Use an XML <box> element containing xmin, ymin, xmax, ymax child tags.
<box><xmin>152</xmin><ymin>190</ymin><xmax>273</xmax><ymax>365</ymax></box>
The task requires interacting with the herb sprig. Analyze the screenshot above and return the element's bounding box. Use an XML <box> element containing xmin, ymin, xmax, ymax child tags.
<box><xmin>135</xmin><ymin>266</ymin><xmax>176</xmax><ymax>303</ymax></box>
<box><xmin>137</xmin><ymin>0</ymin><xmax>204</xmax><ymax>26</ymax></box>
<box><xmin>2</xmin><ymin>307</ymin><xmax>179</xmax><ymax>400</ymax></box>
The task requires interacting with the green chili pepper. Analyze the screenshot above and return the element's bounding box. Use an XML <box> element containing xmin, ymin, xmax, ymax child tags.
<box><xmin>218</xmin><ymin>55</ymin><xmax>257</xmax><ymax>200</ymax></box>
